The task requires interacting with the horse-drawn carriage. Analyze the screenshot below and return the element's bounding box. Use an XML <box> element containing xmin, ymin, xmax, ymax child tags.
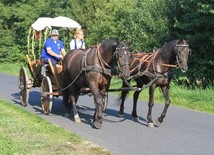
<box><xmin>18</xmin><ymin>16</ymin><xmax>86</xmax><ymax>114</ymax></box>
<box><xmin>19</xmin><ymin>17</ymin><xmax>130</xmax><ymax>128</ymax></box>
<box><xmin>19</xmin><ymin>16</ymin><xmax>191</xmax><ymax>129</ymax></box>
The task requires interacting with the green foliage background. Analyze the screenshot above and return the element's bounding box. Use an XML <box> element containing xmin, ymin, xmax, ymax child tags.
<box><xmin>0</xmin><ymin>0</ymin><xmax>213</xmax><ymax>88</ymax></box>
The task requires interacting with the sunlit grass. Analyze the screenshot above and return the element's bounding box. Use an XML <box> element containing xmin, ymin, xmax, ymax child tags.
<box><xmin>110</xmin><ymin>78</ymin><xmax>214</xmax><ymax>114</ymax></box>
<box><xmin>0</xmin><ymin>62</ymin><xmax>24</xmax><ymax>76</ymax></box>
<box><xmin>0</xmin><ymin>100</ymin><xmax>111</xmax><ymax>155</ymax></box>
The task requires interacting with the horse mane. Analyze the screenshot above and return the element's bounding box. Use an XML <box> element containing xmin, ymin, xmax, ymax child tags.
<box><xmin>100</xmin><ymin>39</ymin><xmax>119</xmax><ymax>53</ymax></box>
<box><xmin>159</xmin><ymin>39</ymin><xmax>185</xmax><ymax>59</ymax></box>
<box><xmin>161</xmin><ymin>39</ymin><xmax>187</xmax><ymax>51</ymax></box>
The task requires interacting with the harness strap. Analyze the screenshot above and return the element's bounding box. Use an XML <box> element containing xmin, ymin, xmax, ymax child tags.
<box><xmin>128</xmin><ymin>53</ymin><xmax>155</xmax><ymax>80</ymax></box>
<box><xmin>96</xmin><ymin>45</ymin><xmax>112</xmax><ymax>77</ymax></box>
<box><xmin>59</xmin><ymin>48</ymin><xmax>91</xmax><ymax>92</ymax></box>
<box><xmin>60</xmin><ymin>43</ymin><xmax>119</xmax><ymax>92</ymax></box>
<box><xmin>59</xmin><ymin>68</ymin><xmax>86</xmax><ymax>92</ymax></box>
<box><xmin>85</xmin><ymin>65</ymin><xmax>111</xmax><ymax>74</ymax></box>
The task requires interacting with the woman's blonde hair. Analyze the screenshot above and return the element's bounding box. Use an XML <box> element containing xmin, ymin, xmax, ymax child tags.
<box><xmin>75</xmin><ymin>29</ymin><xmax>84</xmax><ymax>36</ymax></box>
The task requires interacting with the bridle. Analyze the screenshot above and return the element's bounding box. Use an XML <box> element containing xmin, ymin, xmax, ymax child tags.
<box><xmin>113</xmin><ymin>44</ymin><xmax>130</xmax><ymax>78</ymax></box>
<box><xmin>175</xmin><ymin>44</ymin><xmax>190</xmax><ymax>69</ymax></box>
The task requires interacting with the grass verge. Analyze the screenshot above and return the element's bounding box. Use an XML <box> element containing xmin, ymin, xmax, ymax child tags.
<box><xmin>0</xmin><ymin>100</ymin><xmax>111</xmax><ymax>155</ymax></box>
<box><xmin>110</xmin><ymin>78</ymin><xmax>214</xmax><ymax>114</ymax></box>
<box><xmin>0</xmin><ymin>62</ymin><xmax>23</xmax><ymax>76</ymax></box>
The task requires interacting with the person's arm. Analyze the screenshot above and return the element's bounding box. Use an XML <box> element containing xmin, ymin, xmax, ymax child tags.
<box><xmin>59</xmin><ymin>41</ymin><xmax>66</xmax><ymax>58</ymax></box>
<box><xmin>61</xmin><ymin>48</ymin><xmax>66</xmax><ymax>57</ymax></box>
<box><xmin>46</xmin><ymin>48</ymin><xmax>62</xmax><ymax>59</ymax></box>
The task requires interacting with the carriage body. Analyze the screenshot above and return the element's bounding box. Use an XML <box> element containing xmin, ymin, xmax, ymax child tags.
<box><xmin>18</xmin><ymin>16</ymin><xmax>82</xmax><ymax>114</ymax></box>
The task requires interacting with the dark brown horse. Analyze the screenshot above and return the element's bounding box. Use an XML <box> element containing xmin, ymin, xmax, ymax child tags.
<box><xmin>117</xmin><ymin>39</ymin><xmax>191</xmax><ymax>127</ymax></box>
<box><xmin>62</xmin><ymin>39</ymin><xmax>131</xmax><ymax>129</ymax></box>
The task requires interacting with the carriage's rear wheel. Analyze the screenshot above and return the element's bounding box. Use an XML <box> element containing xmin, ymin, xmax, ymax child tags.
<box><xmin>41</xmin><ymin>76</ymin><xmax>53</xmax><ymax>115</ymax></box>
<box><xmin>19</xmin><ymin>67</ymin><xmax>29</xmax><ymax>107</ymax></box>
<box><xmin>103</xmin><ymin>92</ymin><xmax>108</xmax><ymax>111</ymax></box>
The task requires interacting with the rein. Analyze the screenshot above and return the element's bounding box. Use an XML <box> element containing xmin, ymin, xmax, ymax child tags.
<box><xmin>60</xmin><ymin>45</ymin><xmax>114</xmax><ymax>92</ymax></box>
<box><xmin>59</xmin><ymin>48</ymin><xmax>92</xmax><ymax>92</ymax></box>
<box><xmin>128</xmin><ymin>50</ymin><xmax>178</xmax><ymax>80</ymax></box>
<box><xmin>133</xmin><ymin>54</ymin><xmax>178</xmax><ymax>69</ymax></box>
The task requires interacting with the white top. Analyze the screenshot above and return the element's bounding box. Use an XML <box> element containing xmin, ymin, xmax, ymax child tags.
<box><xmin>70</xmin><ymin>39</ymin><xmax>85</xmax><ymax>50</ymax></box>
<box><xmin>31</xmin><ymin>16</ymin><xmax>81</xmax><ymax>31</ymax></box>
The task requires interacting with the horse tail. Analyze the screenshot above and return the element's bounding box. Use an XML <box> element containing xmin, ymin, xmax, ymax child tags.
<box><xmin>115</xmin><ymin>82</ymin><xmax>130</xmax><ymax>106</ymax></box>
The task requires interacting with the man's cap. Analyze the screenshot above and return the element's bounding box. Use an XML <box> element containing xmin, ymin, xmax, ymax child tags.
<box><xmin>51</xmin><ymin>29</ymin><xmax>59</xmax><ymax>36</ymax></box>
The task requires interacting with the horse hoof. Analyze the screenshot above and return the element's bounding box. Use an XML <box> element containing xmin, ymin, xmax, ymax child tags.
<box><xmin>117</xmin><ymin>113</ymin><xmax>124</xmax><ymax>117</ymax></box>
<box><xmin>74</xmin><ymin>118</ymin><xmax>81</xmax><ymax>123</ymax></box>
<box><xmin>155</xmin><ymin>119</ymin><xmax>162</xmax><ymax>127</ymax></box>
<box><xmin>74</xmin><ymin>115</ymin><xmax>81</xmax><ymax>123</ymax></box>
<box><xmin>93</xmin><ymin>121</ymin><xmax>102</xmax><ymax>129</ymax></box>
<box><xmin>64</xmin><ymin>113</ymin><xmax>70</xmax><ymax>118</ymax></box>
<box><xmin>148</xmin><ymin>122</ymin><xmax>155</xmax><ymax>128</ymax></box>
<box><xmin>132</xmin><ymin>117</ymin><xmax>139</xmax><ymax>122</ymax></box>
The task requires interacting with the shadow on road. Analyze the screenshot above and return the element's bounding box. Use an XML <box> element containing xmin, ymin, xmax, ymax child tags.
<box><xmin>11</xmin><ymin>91</ymin><xmax>148</xmax><ymax>127</ymax></box>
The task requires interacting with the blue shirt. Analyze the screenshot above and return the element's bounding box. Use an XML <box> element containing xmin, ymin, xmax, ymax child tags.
<box><xmin>41</xmin><ymin>37</ymin><xmax>64</xmax><ymax>61</ymax></box>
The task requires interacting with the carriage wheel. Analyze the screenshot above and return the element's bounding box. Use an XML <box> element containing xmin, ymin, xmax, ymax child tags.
<box><xmin>41</xmin><ymin>76</ymin><xmax>53</xmax><ymax>115</ymax></box>
<box><xmin>103</xmin><ymin>92</ymin><xmax>108</xmax><ymax>111</ymax></box>
<box><xmin>19</xmin><ymin>67</ymin><xmax>29</xmax><ymax>107</ymax></box>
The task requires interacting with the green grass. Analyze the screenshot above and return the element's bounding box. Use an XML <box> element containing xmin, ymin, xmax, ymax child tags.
<box><xmin>110</xmin><ymin>78</ymin><xmax>214</xmax><ymax>114</ymax></box>
<box><xmin>0</xmin><ymin>100</ymin><xmax>111</xmax><ymax>155</ymax></box>
<box><xmin>0</xmin><ymin>62</ymin><xmax>24</xmax><ymax>76</ymax></box>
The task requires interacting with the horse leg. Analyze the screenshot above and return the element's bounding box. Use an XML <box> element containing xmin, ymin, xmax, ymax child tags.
<box><xmin>156</xmin><ymin>85</ymin><xmax>170</xmax><ymax>127</ymax></box>
<box><xmin>90</xmin><ymin>85</ymin><xmax>104</xmax><ymax>129</ymax></box>
<box><xmin>63</xmin><ymin>89</ymin><xmax>71</xmax><ymax>118</ymax></box>
<box><xmin>118</xmin><ymin>81</ymin><xmax>130</xmax><ymax>117</ymax></box>
<box><xmin>118</xmin><ymin>90</ymin><xmax>129</xmax><ymax>117</ymax></box>
<box><xmin>131</xmin><ymin>79</ymin><xmax>144</xmax><ymax>121</ymax></box>
<box><xmin>147</xmin><ymin>84</ymin><xmax>156</xmax><ymax>127</ymax></box>
<box><xmin>70</xmin><ymin>95</ymin><xmax>81</xmax><ymax>123</ymax></box>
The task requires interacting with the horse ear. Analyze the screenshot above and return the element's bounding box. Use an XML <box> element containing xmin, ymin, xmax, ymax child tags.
<box><xmin>112</xmin><ymin>38</ymin><xmax>119</xmax><ymax>46</ymax></box>
<box><xmin>177</xmin><ymin>39</ymin><xmax>182</xmax><ymax>44</ymax></box>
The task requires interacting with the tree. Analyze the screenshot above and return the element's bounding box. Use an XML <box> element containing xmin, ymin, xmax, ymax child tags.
<box><xmin>166</xmin><ymin>0</ymin><xmax>214</xmax><ymax>88</ymax></box>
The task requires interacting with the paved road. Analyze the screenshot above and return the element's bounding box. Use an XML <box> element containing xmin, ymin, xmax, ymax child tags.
<box><xmin>1</xmin><ymin>73</ymin><xmax>214</xmax><ymax>155</ymax></box>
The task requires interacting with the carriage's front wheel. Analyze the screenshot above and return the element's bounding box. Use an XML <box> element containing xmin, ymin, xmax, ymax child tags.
<box><xmin>41</xmin><ymin>76</ymin><xmax>53</xmax><ymax>115</ymax></box>
<box><xmin>19</xmin><ymin>67</ymin><xmax>29</xmax><ymax>107</ymax></box>
<box><xmin>103</xmin><ymin>92</ymin><xmax>108</xmax><ymax>111</ymax></box>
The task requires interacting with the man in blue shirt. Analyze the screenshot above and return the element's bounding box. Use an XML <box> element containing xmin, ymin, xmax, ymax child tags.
<box><xmin>41</xmin><ymin>29</ymin><xmax>66</xmax><ymax>66</ymax></box>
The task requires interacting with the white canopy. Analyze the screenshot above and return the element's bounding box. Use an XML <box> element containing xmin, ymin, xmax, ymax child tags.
<box><xmin>31</xmin><ymin>16</ymin><xmax>81</xmax><ymax>31</ymax></box>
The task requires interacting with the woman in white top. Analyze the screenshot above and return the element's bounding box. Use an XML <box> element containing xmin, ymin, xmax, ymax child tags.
<box><xmin>70</xmin><ymin>28</ymin><xmax>86</xmax><ymax>50</ymax></box>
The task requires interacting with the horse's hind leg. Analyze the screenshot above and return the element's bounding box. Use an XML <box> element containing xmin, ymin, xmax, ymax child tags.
<box><xmin>118</xmin><ymin>81</ymin><xmax>130</xmax><ymax>117</ymax></box>
<box><xmin>70</xmin><ymin>95</ymin><xmax>81</xmax><ymax>123</ymax></box>
<box><xmin>156</xmin><ymin>85</ymin><xmax>170</xmax><ymax>127</ymax></box>
<box><xmin>63</xmin><ymin>89</ymin><xmax>71</xmax><ymax>118</ymax></box>
<box><xmin>147</xmin><ymin>84</ymin><xmax>156</xmax><ymax>127</ymax></box>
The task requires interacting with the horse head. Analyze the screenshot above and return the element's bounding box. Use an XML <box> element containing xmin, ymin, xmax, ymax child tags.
<box><xmin>113</xmin><ymin>41</ymin><xmax>131</xmax><ymax>80</ymax></box>
<box><xmin>175</xmin><ymin>39</ymin><xmax>191</xmax><ymax>73</ymax></box>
